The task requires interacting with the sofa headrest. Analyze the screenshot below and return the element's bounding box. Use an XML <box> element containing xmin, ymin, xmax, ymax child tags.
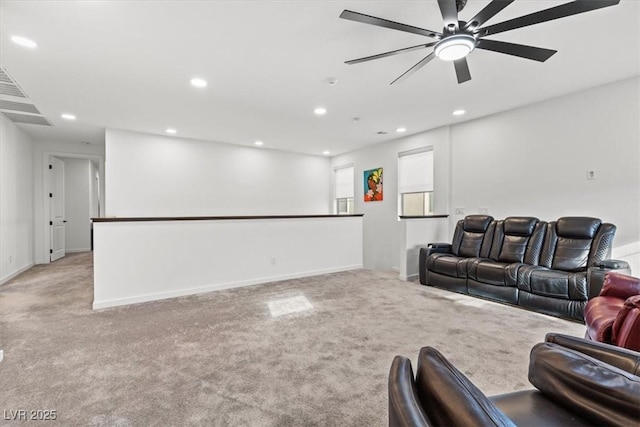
<box><xmin>463</xmin><ymin>215</ymin><xmax>494</xmax><ymax>233</ymax></box>
<box><xmin>504</xmin><ymin>217</ymin><xmax>539</xmax><ymax>236</ymax></box>
<box><xmin>556</xmin><ymin>217</ymin><xmax>601</xmax><ymax>239</ymax></box>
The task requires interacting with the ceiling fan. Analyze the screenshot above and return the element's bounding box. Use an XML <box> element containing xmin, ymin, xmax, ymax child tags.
<box><xmin>340</xmin><ymin>0</ymin><xmax>620</xmax><ymax>84</ymax></box>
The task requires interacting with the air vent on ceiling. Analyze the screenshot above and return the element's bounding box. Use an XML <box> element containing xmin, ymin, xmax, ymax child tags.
<box><xmin>0</xmin><ymin>82</ymin><xmax>26</xmax><ymax>98</ymax></box>
<box><xmin>0</xmin><ymin>66</ymin><xmax>51</xmax><ymax>126</ymax></box>
<box><xmin>0</xmin><ymin>100</ymin><xmax>41</xmax><ymax>114</ymax></box>
<box><xmin>0</xmin><ymin>68</ymin><xmax>14</xmax><ymax>84</ymax></box>
<box><xmin>2</xmin><ymin>112</ymin><xmax>51</xmax><ymax>126</ymax></box>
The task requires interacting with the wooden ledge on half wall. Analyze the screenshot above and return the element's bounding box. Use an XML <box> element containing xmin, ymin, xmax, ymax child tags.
<box><xmin>92</xmin><ymin>214</ymin><xmax>365</xmax><ymax>223</ymax></box>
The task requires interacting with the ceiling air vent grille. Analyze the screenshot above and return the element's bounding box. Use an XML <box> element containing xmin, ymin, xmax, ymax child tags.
<box><xmin>0</xmin><ymin>68</ymin><xmax>13</xmax><ymax>84</ymax></box>
<box><xmin>0</xmin><ymin>66</ymin><xmax>51</xmax><ymax>126</ymax></box>
<box><xmin>2</xmin><ymin>112</ymin><xmax>51</xmax><ymax>126</ymax></box>
<box><xmin>0</xmin><ymin>82</ymin><xmax>26</xmax><ymax>97</ymax></box>
<box><xmin>0</xmin><ymin>100</ymin><xmax>41</xmax><ymax>114</ymax></box>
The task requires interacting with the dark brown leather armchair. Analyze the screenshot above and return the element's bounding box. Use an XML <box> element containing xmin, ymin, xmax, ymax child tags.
<box><xmin>389</xmin><ymin>334</ymin><xmax>640</xmax><ymax>427</ymax></box>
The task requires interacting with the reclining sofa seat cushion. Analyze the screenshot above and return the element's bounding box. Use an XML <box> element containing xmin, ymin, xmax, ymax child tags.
<box><xmin>517</xmin><ymin>217</ymin><xmax>617</xmax><ymax>321</ymax></box>
<box><xmin>466</xmin><ymin>217</ymin><xmax>545</xmax><ymax>304</ymax></box>
<box><xmin>425</xmin><ymin>215</ymin><xmax>494</xmax><ymax>292</ymax></box>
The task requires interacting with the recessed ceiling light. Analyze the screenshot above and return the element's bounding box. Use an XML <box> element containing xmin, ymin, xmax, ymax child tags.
<box><xmin>11</xmin><ymin>35</ymin><xmax>37</xmax><ymax>49</ymax></box>
<box><xmin>453</xmin><ymin>109</ymin><xmax>466</xmax><ymax>116</ymax></box>
<box><xmin>254</xmin><ymin>141</ymin><xmax>264</xmax><ymax>146</ymax></box>
<box><xmin>61</xmin><ymin>113</ymin><xmax>76</xmax><ymax>120</ymax></box>
<box><xmin>396</xmin><ymin>127</ymin><xmax>407</xmax><ymax>133</ymax></box>
<box><xmin>322</xmin><ymin>150</ymin><xmax>331</xmax><ymax>156</ymax></box>
<box><xmin>190</xmin><ymin>77</ymin><xmax>207</xmax><ymax>88</ymax></box>
<box><xmin>314</xmin><ymin>107</ymin><xmax>327</xmax><ymax>116</ymax></box>
<box><xmin>166</xmin><ymin>128</ymin><xmax>177</xmax><ymax>134</ymax></box>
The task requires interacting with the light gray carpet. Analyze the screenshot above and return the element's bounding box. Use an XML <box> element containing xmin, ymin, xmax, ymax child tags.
<box><xmin>1</xmin><ymin>252</ymin><xmax>585</xmax><ymax>426</ymax></box>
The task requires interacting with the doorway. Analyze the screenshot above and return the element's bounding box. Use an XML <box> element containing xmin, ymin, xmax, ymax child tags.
<box><xmin>43</xmin><ymin>152</ymin><xmax>104</xmax><ymax>264</ymax></box>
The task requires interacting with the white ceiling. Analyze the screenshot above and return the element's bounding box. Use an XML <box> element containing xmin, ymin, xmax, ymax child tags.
<box><xmin>1</xmin><ymin>0</ymin><xmax>638</xmax><ymax>156</ymax></box>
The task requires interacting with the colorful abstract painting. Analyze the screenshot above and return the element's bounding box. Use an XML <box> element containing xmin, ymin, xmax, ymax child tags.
<box><xmin>364</xmin><ymin>167</ymin><xmax>383</xmax><ymax>202</ymax></box>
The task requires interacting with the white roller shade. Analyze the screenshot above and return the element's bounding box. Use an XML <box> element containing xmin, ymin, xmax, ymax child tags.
<box><xmin>335</xmin><ymin>166</ymin><xmax>354</xmax><ymax>198</ymax></box>
<box><xmin>398</xmin><ymin>150</ymin><xmax>433</xmax><ymax>193</ymax></box>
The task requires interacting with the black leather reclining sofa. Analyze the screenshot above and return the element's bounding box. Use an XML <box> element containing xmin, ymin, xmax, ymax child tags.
<box><xmin>419</xmin><ymin>215</ymin><xmax>630</xmax><ymax>321</ymax></box>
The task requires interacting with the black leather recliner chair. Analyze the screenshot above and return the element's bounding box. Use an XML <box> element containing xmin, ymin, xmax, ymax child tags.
<box><xmin>389</xmin><ymin>334</ymin><xmax>640</xmax><ymax>427</ymax></box>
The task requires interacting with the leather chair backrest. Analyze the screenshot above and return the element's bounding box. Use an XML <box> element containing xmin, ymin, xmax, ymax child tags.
<box><xmin>451</xmin><ymin>215</ymin><xmax>494</xmax><ymax>258</ymax></box>
<box><xmin>538</xmin><ymin>217</ymin><xmax>616</xmax><ymax>271</ymax></box>
<box><xmin>388</xmin><ymin>356</ymin><xmax>430</xmax><ymax>427</ymax></box>
<box><xmin>488</xmin><ymin>217</ymin><xmax>545</xmax><ymax>264</ymax></box>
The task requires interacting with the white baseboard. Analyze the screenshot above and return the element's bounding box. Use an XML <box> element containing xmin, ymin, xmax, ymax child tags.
<box><xmin>92</xmin><ymin>264</ymin><xmax>363</xmax><ymax>310</ymax></box>
<box><xmin>1</xmin><ymin>263</ymin><xmax>34</xmax><ymax>285</ymax></box>
<box><xmin>399</xmin><ymin>273</ymin><xmax>419</xmax><ymax>282</ymax></box>
<box><xmin>66</xmin><ymin>248</ymin><xmax>92</xmax><ymax>254</ymax></box>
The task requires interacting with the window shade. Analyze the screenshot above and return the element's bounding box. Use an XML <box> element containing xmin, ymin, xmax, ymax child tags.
<box><xmin>398</xmin><ymin>150</ymin><xmax>433</xmax><ymax>193</ymax></box>
<box><xmin>335</xmin><ymin>166</ymin><xmax>354</xmax><ymax>198</ymax></box>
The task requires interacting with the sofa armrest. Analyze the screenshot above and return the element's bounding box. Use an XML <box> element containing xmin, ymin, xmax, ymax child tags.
<box><xmin>419</xmin><ymin>244</ymin><xmax>452</xmax><ymax>285</ymax></box>
<box><xmin>529</xmin><ymin>342</ymin><xmax>640</xmax><ymax>427</ymax></box>
<box><xmin>545</xmin><ymin>333</ymin><xmax>640</xmax><ymax>375</ymax></box>
<box><xmin>599</xmin><ymin>271</ymin><xmax>640</xmax><ymax>299</ymax></box>
<box><xmin>586</xmin><ymin>260</ymin><xmax>631</xmax><ymax>299</ymax></box>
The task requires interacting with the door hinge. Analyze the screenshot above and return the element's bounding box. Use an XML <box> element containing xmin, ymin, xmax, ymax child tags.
<box><xmin>49</xmin><ymin>221</ymin><xmax>53</xmax><ymax>226</ymax></box>
<box><xmin>49</xmin><ymin>164</ymin><xmax>53</xmax><ymax>170</ymax></box>
<box><xmin>49</xmin><ymin>249</ymin><xmax>53</xmax><ymax>254</ymax></box>
<box><xmin>49</xmin><ymin>193</ymin><xmax>53</xmax><ymax>198</ymax></box>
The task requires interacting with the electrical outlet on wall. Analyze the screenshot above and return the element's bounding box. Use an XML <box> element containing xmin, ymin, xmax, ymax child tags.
<box><xmin>587</xmin><ymin>170</ymin><xmax>596</xmax><ymax>180</ymax></box>
<box><xmin>8</xmin><ymin>255</ymin><xmax>12</xmax><ymax>264</ymax></box>
<box><xmin>455</xmin><ymin>208</ymin><xmax>465</xmax><ymax>215</ymax></box>
<box><xmin>271</xmin><ymin>256</ymin><xmax>276</xmax><ymax>265</ymax></box>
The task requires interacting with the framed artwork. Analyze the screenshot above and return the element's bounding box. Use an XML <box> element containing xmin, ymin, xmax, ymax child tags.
<box><xmin>364</xmin><ymin>167</ymin><xmax>383</xmax><ymax>202</ymax></box>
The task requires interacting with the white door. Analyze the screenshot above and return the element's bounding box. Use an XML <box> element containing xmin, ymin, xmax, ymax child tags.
<box><xmin>50</xmin><ymin>157</ymin><xmax>66</xmax><ymax>262</ymax></box>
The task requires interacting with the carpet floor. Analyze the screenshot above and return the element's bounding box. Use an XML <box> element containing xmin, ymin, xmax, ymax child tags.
<box><xmin>0</xmin><ymin>252</ymin><xmax>585</xmax><ymax>426</ymax></box>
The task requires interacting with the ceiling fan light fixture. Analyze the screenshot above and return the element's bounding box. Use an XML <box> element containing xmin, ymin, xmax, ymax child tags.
<box><xmin>434</xmin><ymin>35</ymin><xmax>476</xmax><ymax>61</ymax></box>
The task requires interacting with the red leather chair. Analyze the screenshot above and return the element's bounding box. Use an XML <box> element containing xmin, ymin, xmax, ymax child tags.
<box><xmin>584</xmin><ymin>272</ymin><xmax>640</xmax><ymax>351</ymax></box>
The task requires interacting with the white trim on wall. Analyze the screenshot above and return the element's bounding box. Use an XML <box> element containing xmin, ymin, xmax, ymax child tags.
<box><xmin>0</xmin><ymin>263</ymin><xmax>34</xmax><ymax>286</ymax></box>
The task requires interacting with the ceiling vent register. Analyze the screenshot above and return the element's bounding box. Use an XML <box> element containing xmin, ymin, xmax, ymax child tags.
<box><xmin>0</xmin><ymin>66</ymin><xmax>51</xmax><ymax>126</ymax></box>
<box><xmin>1</xmin><ymin>112</ymin><xmax>51</xmax><ymax>126</ymax></box>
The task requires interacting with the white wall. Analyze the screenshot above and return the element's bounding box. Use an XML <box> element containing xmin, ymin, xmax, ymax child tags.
<box><xmin>331</xmin><ymin>126</ymin><xmax>451</xmax><ymax>271</ymax></box>
<box><xmin>105</xmin><ymin>129</ymin><xmax>331</xmax><ymax>217</ymax></box>
<box><xmin>0</xmin><ymin>116</ymin><xmax>34</xmax><ymax>283</ymax></box>
<box><xmin>451</xmin><ymin>76</ymin><xmax>640</xmax><ymax>272</ymax></box>
<box><xmin>333</xmin><ymin>76</ymin><xmax>640</xmax><ymax>273</ymax></box>
<box><xmin>62</xmin><ymin>157</ymin><xmax>92</xmax><ymax>252</ymax></box>
<box><xmin>33</xmin><ymin>140</ymin><xmax>105</xmax><ymax>264</ymax></box>
<box><xmin>93</xmin><ymin>216</ymin><xmax>363</xmax><ymax>309</ymax></box>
